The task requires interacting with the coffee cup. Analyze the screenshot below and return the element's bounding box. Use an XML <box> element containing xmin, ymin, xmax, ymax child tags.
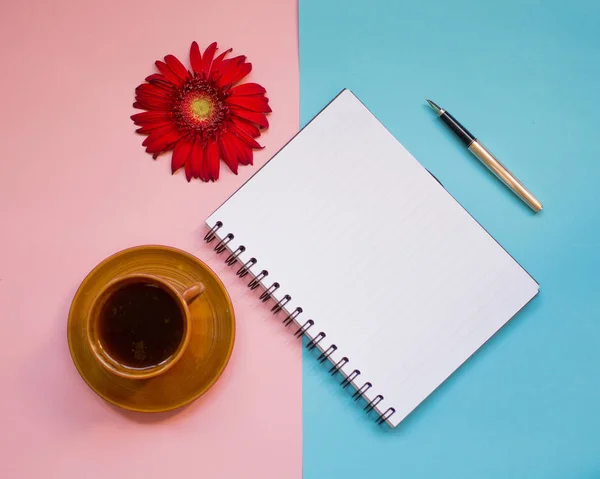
<box><xmin>86</xmin><ymin>273</ymin><xmax>204</xmax><ymax>380</ymax></box>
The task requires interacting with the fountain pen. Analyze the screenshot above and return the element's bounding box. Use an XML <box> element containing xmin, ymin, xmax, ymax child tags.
<box><xmin>426</xmin><ymin>99</ymin><xmax>542</xmax><ymax>213</ymax></box>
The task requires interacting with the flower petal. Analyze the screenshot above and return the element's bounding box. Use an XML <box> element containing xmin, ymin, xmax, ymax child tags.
<box><xmin>190</xmin><ymin>42</ymin><xmax>202</xmax><ymax>74</ymax></box>
<box><xmin>133</xmin><ymin>94</ymin><xmax>171</xmax><ymax>111</ymax></box>
<box><xmin>189</xmin><ymin>138</ymin><xmax>204</xmax><ymax>179</ymax></box>
<box><xmin>230</xmin><ymin>123</ymin><xmax>263</xmax><ymax>149</ymax></box>
<box><xmin>227</xmin><ymin>95</ymin><xmax>271</xmax><ymax>113</ymax></box>
<box><xmin>202</xmin><ymin>42</ymin><xmax>218</xmax><ymax>79</ymax></box>
<box><xmin>229</xmin><ymin>134</ymin><xmax>253</xmax><ymax>165</ymax></box>
<box><xmin>164</xmin><ymin>54</ymin><xmax>190</xmax><ymax>82</ymax></box>
<box><xmin>136</xmin><ymin>123</ymin><xmax>170</xmax><ymax>134</ymax></box>
<box><xmin>140</xmin><ymin>127</ymin><xmax>170</xmax><ymax>148</ymax></box>
<box><xmin>219</xmin><ymin>134</ymin><xmax>239</xmax><ymax>174</ymax></box>
<box><xmin>229</xmin><ymin>83</ymin><xmax>267</xmax><ymax>96</ymax></box>
<box><xmin>208</xmin><ymin>48</ymin><xmax>233</xmax><ymax>82</ymax></box>
<box><xmin>229</xmin><ymin>62</ymin><xmax>252</xmax><ymax>86</ymax></box>
<box><xmin>171</xmin><ymin>137</ymin><xmax>193</xmax><ymax>174</ymax></box>
<box><xmin>198</xmin><ymin>150</ymin><xmax>209</xmax><ymax>181</ymax></box>
<box><xmin>155</xmin><ymin>60</ymin><xmax>184</xmax><ymax>87</ymax></box>
<box><xmin>216</xmin><ymin>56</ymin><xmax>247</xmax><ymax>87</ymax></box>
<box><xmin>134</xmin><ymin>84</ymin><xmax>172</xmax><ymax>110</ymax></box>
<box><xmin>144</xmin><ymin>80</ymin><xmax>174</xmax><ymax>96</ymax></box>
<box><xmin>136</xmin><ymin>83</ymin><xmax>172</xmax><ymax>100</ymax></box>
<box><xmin>230</xmin><ymin>116</ymin><xmax>260</xmax><ymax>138</ymax></box>
<box><xmin>185</xmin><ymin>156</ymin><xmax>193</xmax><ymax>182</ymax></box>
<box><xmin>145</xmin><ymin>73</ymin><xmax>163</xmax><ymax>82</ymax></box>
<box><xmin>205</xmin><ymin>140</ymin><xmax>220</xmax><ymax>181</ymax></box>
<box><xmin>131</xmin><ymin>111</ymin><xmax>172</xmax><ymax>125</ymax></box>
<box><xmin>145</xmin><ymin>73</ymin><xmax>175</xmax><ymax>90</ymax></box>
<box><xmin>142</xmin><ymin>124</ymin><xmax>181</xmax><ymax>156</ymax></box>
<box><xmin>237</xmin><ymin>146</ymin><xmax>254</xmax><ymax>166</ymax></box>
<box><xmin>229</xmin><ymin>106</ymin><xmax>269</xmax><ymax>128</ymax></box>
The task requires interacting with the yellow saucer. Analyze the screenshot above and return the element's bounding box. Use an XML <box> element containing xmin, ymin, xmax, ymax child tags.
<box><xmin>67</xmin><ymin>245</ymin><xmax>235</xmax><ymax>413</ymax></box>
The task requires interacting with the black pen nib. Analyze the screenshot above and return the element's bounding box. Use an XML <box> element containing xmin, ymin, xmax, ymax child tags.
<box><xmin>426</xmin><ymin>99</ymin><xmax>442</xmax><ymax>116</ymax></box>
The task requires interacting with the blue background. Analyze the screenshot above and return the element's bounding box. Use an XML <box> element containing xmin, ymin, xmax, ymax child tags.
<box><xmin>299</xmin><ymin>0</ymin><xmax>600</xmax><ymax>477</ymax></box>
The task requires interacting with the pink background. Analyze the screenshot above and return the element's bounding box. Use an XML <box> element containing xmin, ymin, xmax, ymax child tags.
<box><xmin>0</xmin><ymin>0</ymin><xmax>301</xmax><ymax>477</ymax></box>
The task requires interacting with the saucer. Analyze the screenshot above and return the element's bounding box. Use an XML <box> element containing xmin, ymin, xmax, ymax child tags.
<box><xmin>68</xmin><ymin>245</ymin><xmax>235</xmax><ymax>413</ymax></box>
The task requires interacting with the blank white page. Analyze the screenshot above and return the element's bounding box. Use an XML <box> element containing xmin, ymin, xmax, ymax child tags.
<box><xmin>205</xmin><ymin>89</ymin><xmax>539</xmax><ymax>427</ymax></box>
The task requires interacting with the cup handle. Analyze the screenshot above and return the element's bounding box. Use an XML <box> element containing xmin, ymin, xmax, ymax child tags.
<box><xmin>181</xmin><ymin>282</ymin><xmax>205</xmax><ymax>304</ymax></box>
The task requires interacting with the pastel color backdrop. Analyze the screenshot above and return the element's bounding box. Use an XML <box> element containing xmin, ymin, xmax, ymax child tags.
<box><xmin>300</xmin><ymin>0</ymin><xmax>600</xmax><ymax>477</ymax></box>
<box><xmin>0</xmin><ymin>0</ymin><xmax>301</xmax><ymax>478</ymax></box>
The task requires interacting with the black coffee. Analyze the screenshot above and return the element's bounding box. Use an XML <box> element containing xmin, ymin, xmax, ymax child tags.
<box><xmin>99</xmin><ymin>283</ymin><xmax>184</xmax><ymax>369</ymax></box>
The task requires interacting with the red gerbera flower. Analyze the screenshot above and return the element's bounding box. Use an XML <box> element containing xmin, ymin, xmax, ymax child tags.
<box><xmin>131</xmin><ymin>42</ymin><xmax>271</xmax><ymax>182</ymax></box>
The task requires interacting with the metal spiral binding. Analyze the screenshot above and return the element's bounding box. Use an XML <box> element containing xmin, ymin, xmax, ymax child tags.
<box><xmin>294</xmin><ymin>319</ymin><xmax>314</xmax><ymax>338</ymax></box>
<box><xmin>283</xmin><ymin>307</ymin><xmax>302</xmax><ymax>327</ymax></box>
<box><xmin>306</xmin><ymin>332</ymin><xmax>326</xmax><ymax>351</ymax></box>
<box><xmin>271</xmin><ymin>294</ymin><xmax>291</xmax><ymax>314</ymax></box>
<box><xmin>341</xmin><ymin>370</ymin><xmax>361</xmax><ymax>389</ymax></box>
<box><xmin>225</xmin><ymin>246</ymin><xmax>245</xmax><ymax>266</ymax></box>
<box><xmin>317</xmin><ymin>345</ymin><xmax>337</xmax><ymax>363</ymax></box>
<box><xmin>248</xmin><ymin>270</ymin><xmax>268</xmax><ymax>290</ymax></box>
<box><xmin>237</xmin><ymin>258</ymin><xmax>256</xmax><ymax>278</ymax></box>
<box><xmin>214</xmin><ymin>234</ymin><xmax>233</xmax><ymax>254</ymax></box>
<box><xmin>364</xmin><ymin>395</ymin><xmax>383</xmax><ymax>413</ymax></box>
<box><xmin>376</xmin><ymin>407</ymin><xmax>396</xmax><ymax>425</ymax></box>
<box><xmin>204</xmin><ymin>221</ymin><xmax>397</xmax><ymax>427</ymax></box>
<box><xmin>259</xmin><ymin>282</ymin><xmax>280</xmax><ymax>302</ymax></box>
<box><xmin>352</xmin><ymin>382</ymin><xmax>372</xmax><ymax>401</ymax></box>
<box><xmin>329</xmin><ymin>356</ymin><xmax>348</xmax><ymax>375</ymax></box>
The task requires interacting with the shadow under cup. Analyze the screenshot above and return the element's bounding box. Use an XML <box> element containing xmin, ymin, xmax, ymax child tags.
<box><xmin>87</xmin><ymin>274</ymin><xmax>191</xmax><ymax>380</ymax></box>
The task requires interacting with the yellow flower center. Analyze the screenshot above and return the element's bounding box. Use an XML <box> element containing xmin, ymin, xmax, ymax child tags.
<box><xmin>190</xmin><ymin>97</ymin><xmax>212</xmax><ymax>120</ymax></box>
<box><xmin>174</xmin><ymin>79</ymin><xmax>228</xmax><ymax>136</ymax></box>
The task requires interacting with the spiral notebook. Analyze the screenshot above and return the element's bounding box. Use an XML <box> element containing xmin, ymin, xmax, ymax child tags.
<box><xmin>204</xmin><ymin>89</ymin><xmax>539</xmax><ymax>427</ymax></box>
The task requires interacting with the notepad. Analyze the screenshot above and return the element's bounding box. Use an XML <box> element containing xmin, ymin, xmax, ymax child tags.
<box><xmin>204</xmin><ymin>89</ymin><xmax>539</xmax><ymax>427</ymax></box>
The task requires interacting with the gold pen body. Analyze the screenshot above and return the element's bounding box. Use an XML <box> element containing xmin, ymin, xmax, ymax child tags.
<box><xmin>468</xmin><ymin>140</ymin><xmax>542</xmax><ymax>212</ymax></box>
<box><xmin>426</xmin><ymin>99</ymin><xmax>542</xmax><ymax>212</ymax></box>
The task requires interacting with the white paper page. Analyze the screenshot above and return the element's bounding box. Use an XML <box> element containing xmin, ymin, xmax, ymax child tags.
<box><xmin>206</xmin><ymin>89</ymin><xmax>538</xmax><ymax>427</ymax></box>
